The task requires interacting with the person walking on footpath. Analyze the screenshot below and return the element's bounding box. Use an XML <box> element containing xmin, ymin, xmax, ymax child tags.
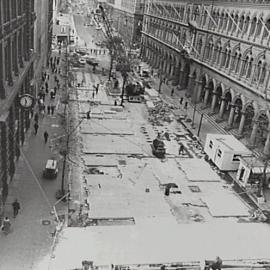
<box><xmin>179</xmin><ymin>97</ymin><xmax>183</xmax><ymax>105</ymax></box>
<box><xmin>34</xmin><ymin>112</ymin><xmax>39</xmax><ymax>123</ymax></box>
<box><xmin>43</xmin><ymin>131</ymin><xmax>49</xmax><ymax>144</ymax></box>
<box><xmin>47</xmin><ymin>105</ymin><xmax>51</xmax><ymax>115</ymax></box>
<box><xmin>12</xmin><ymin>199</ymin><xmax>21</xmax><ymax>218</ymax></box>
<box><xmin>51</xmin><ymin>105</ymin><xmax>55</xmax><ymax>115</ymax></box>
<box><xmin>1</xmin><ymin>217</ymin><xmax>11</xmax><ymax>235</ymax></box>
<box><xmin>34</xmin><ymin>122</ymin><xmax>39</xmax><ymax>135</ymax></box>
<box><xmin>184</xmin><ymin>101</ymin><xmax>188</xmax><ymax>110</ymax></box>
<box><xmin>171</xmin><ymin>88</ymin><xmax>174</xmax><ymax>97</ymax></box>
<box><xmin>92</xmin><ymin>91</ymin><xmax>95</xmax><ymax>99</ymax></box>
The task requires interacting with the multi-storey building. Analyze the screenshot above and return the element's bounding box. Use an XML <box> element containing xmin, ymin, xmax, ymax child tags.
<box><xmin>107</xmin><ymin>0</ymin><xmax>145</xmax><ymax>48</ymax></box>
<box><xmin>141</xmin><ymin>0</ymin><xmax>270</xmax><ymax>155</ymax></box>
<box><xmin>0</xmin><ymin>0</ymin><xmax>53</xmax><ymax>204</ymax></box>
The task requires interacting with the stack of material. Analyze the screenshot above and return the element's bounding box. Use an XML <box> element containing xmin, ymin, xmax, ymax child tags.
<box><xmin>148</xmin><ymin>101</ymin><xmax>174</xmax><ymax>125</ymax></box>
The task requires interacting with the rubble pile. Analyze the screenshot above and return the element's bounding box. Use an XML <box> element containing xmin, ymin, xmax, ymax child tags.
<box><xmin>148</xmin><ymin>101</ymin><xmax>175</xmax><ymax>125</ymax></box>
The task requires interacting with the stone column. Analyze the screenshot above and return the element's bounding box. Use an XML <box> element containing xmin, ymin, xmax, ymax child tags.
<box><xmin>218</xmin><ymin>98</ymin><xmax>226</xmax><ymax>119</ymax></box>
<box><xmin>210</xmin><ymin>92</ymin><xmax>218</xmax><ymax>113</ymax></box>
<box><xmin>227</xmin><ymin>104</ymin><xmax>235</xmax><ymax>127</ymax></box>
<box><xmin>263</xmin><ymin>131</ymin><xmax>270</xmax><ymax>156</ymax></box>
<box><xmin>238</xmin><ymin>111</ymin><xmax>246</xmax><ymax>135</ymax></box>
<box><xmin>250</xmin><ymin>121</ymin><xmax>259</xmax><ymax>146</ymax></box>
<box><xmin>192</xmin><ymin>79</ymin><xmax>202</xmax><ymax>103</ymax></box>
<box><xmin>203</xmin><ymin>87</ymin><xmax>210</xmax><ymax>106</ymax></box>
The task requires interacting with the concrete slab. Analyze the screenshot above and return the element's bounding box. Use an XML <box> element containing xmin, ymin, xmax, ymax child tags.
<box><xmin>46</xmin><ymin>222</ymin><xmax>270</xmax><ymax>269</ymax></box>
<box><xmin>201</xmin><ymin>192</ymin><xmax>250</xmax><ymax>217</ymax></box>
<box><xmin>82</xmin><ymin>135</ymin><xmax>146</xmax><ymax>155</ymax></box>
<box><xmin>177</xmin><ymin>158</ymin><xmax>221</xmax><ymax>182</ymax></box>
<box><xmin>80</xmin><ymin>120</ymin><xmax>134</xmax><ymax>135</ymax></box>
<box><xmin>85</xmin><ymin>174</ymin><xmax>174</xmax><ymax>221</ymax></box>
<box><xmin>82</xmin><ymin>155</ymin><xmax>119</xmax><ymax>166</ymax></box>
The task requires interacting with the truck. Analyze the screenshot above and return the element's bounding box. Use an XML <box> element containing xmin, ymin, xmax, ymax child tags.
<box><xmin>151</xmin><ymin>135</ymin><xmax>166</xmax><ymax>158</ymax></box>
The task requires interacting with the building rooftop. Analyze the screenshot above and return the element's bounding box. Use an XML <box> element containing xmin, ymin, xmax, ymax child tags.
<box><xmin>207</xmin><ymin>134</ymin><xmax>252</xmax><ymax>153</ymax></box>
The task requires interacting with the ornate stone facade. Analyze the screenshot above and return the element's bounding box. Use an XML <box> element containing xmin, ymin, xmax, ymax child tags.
<box><xmin>106</xmin><ymin>0</ymin><xmax>144</xmax><ymax>48</ymax></box>
<box><xmin>141</xmin><ymin>0</ymin><xmax>270</xmax><ymax>154</ymax></box>
<box><xmin>0</xmin><ymin>0</ymin><xmax>53</xmax><ymax>203</ymax></box>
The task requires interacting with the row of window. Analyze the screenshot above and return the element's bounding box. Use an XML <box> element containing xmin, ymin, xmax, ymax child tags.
<box><xmin>147</xmin><ymin>4</ymin><xmax>270</xmax><ymax>44</ymax></box>
<box><xmin>145</xmin><ymin>20</ymin><xmax>269</xmax><ymax>88</ymax></box>
<box><xmin>209</xmin><ymin>140</ymin><xmax>240</xmax><ymax>161</ymax></box>
<box><xmin>1</xmin><ymin>0</ymin><xmax>35</xmax><ymax>23</ymax></box>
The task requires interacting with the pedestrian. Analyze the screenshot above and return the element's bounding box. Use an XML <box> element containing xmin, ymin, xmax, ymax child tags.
<box><xmin>184</xmin><ymin>101</ymin><xmax>188</xmax><ymax>110</ymax></box>
<box><xmin>34</xmin><ymin>113</ymin><xmax>39</xmax><ymax>123</ymax></box>
<box><xmin>114</xmin><ymin>99</ymin><xmax>117</xmax><ymax>106</ymax></box>
<box><xmin>43</xmin><ymin>131</ymin><xmax>49</xmax><ymax>143</ymax></box>
<box><xmin>57</xmin><ymin>57</ymin><xmax>60</xmax><ymax>65</ymax></box>
<box><xmin>179</xmin><ymin>97</ymin><xmax>183</xmax><ymax>105</ymax></box>
<box><xmin>92</xmin><ymin>91</ymin><xmax>95</xmax><ymax>99</ymax></box>
<box><xmin>34</xmin><ymin>122</ymin><xmax>39</xmax><ymax>135</ymax></box>
<box><xmin>47</xmin><ymin>105</ymin><xmax>51</xmax><ymax>114</ymax></box>
<box><xmin>12</xmin><ymin>199</ymin><xmax>21</xmax><ymax>218</ymax></box>
<box><xmin>1</xmin><ymin>217</ymin><xmax>11</xmax><ymax>235</ymax></box>
<box><xmin>45</xmin><ymin>81</ymin><xmax>49</xmax><ymax>91</ymax></box>
<box><xmin>54</xmin><ymin>86</ymin><xmax>57</xmax><ymax>94</ymax></box>
<box><xmin>50</xmin><ymin>89</ymin><xmax>55</xmax><ymax>99</ymax></box>
<box><xmin>51</xmin><ymin>105</ymin><xmax>55</xmax><ymax>115</ymax></box>
<box><xmin>47</xmin><ymin>74</ymin><xmax>50</xmax><ymax>81</ymax></box>
<box><xmin>171</xmin><ymin>88</ymin><xmax>174</xmax><ymax>96</ymax></box>
<box><xmin>179</xmin><ymin>144</ymin><xmax>185</xmax><ymax>155</ymax></box>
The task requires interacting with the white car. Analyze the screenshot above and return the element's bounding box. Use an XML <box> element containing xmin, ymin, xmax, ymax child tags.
<box><xmin>79</xmin><ymin>58</ymin><xmax>86</xmax><ymax>65</ymax></box>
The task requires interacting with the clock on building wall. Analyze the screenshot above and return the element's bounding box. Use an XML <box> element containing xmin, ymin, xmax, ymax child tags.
<box><xmin>19</xmin><ymin>94</ymin><xmax>35</xmax><ymax>110</ymax></box>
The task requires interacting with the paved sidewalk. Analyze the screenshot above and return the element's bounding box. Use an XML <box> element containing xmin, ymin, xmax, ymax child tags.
<box><xmin>0</xmin><ymin>48</ymin><xmax>68</xmax><ymax>269</ymax></box>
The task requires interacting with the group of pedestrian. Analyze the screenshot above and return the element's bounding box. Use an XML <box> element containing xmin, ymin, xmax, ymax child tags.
<box><xmin>50</xmin><ymin>55</ymin><xmax>61</xmax><ymax>74</ymax></box>
<box><xmin>1</xmin><ymin>199</ymin><xmax>21</xmax><ymax>235</ymax></box>
<box><xmin>179</xmin><ymin>96</ymin><xmax>188</xmax><ymax>110</ymax></box>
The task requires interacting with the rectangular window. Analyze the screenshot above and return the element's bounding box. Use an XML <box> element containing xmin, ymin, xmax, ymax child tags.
<box><xmin>3</xmin><ymin>0</ymin><xmax>10</xmax><ymax>23</ymax></box>
<box><xmin>12</xmin><ymin>0</ymin><xmax>17</xmax><ymax>19</ymax></box>
<box><xmin>217</xmin><ymin>149</ymin><xmax>222</xmax><ymax>158</ymax></box>
<box><xmin>209</xmin><ymin>140</ymin><xmax>213</xmax><ymax>149</ymax></box>
<box><xmin>232</xmin><ymin>154</ymin><xmax>241</xmax><ymax>162</ymax></box>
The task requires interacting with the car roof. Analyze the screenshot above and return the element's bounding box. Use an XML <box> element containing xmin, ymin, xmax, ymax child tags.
<box><xmin>46</xmin><ymin>159</ymin><xmax>57</xmax><ymax>169</ymax></box>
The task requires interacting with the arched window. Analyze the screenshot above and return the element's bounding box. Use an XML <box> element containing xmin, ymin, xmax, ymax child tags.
<box><xmin>239</xmin><ymin>15</ymin><xmax>245</xmax><ymax>34</ymax></box>
<box><xmin>255</xmin><ymin>18</ymin><xmax>263</xmax><ymax>38</ymax></box>
<box><xmin>241</xmin><ymin>56</ymin><xmax>249</xmax><ymax>76</ymax></box>
<box><xmin>254</xmin><ymin>57</ymin><xmax>267</xmax><ymax>85</ymax></box>
<box><xmin>230</xmin><ymin>51</ymin><xmax>237</xmax><ymax>71</ymax></box>
<box><xmin>227</xmin><ymin>14</ymin><xmax>234</xmax><ymax>32</ymax></box>
<box><xmin>223</xmin><ymin>14</ymin><xmax>228</xmax><ymax>32</ymax></box>
<box><xmin>243</xmin><ymin>16</ymin><xmax>250</xmax><ymax>35</ymax></box>
<box><xmin>233</xmin><ymin>14</ymin><xmax>239</xmax><ymax>33</ymax></box>
<box><xmin>225</xmin><ymin>49</ymin><xmax>231</xmax><ymax>69</ymax></box>
<box><xmin>249</xmin><ymin>17</ymin><xmax>257</xmax><ymax>37</ymax></box>
<box><xmin>216</xmin><ymin>44</ymin><xmax>222</xmax><ymax>66</ymax></box>
<box><xmin>202</xmin><ymin>10</ymin><xmax>207</xmax><ymax>27</ymax></box>
<box><xmin>235</xmin><ymin>53</ymin><xmax>242</xmax><ymax>74</ymax></box>
<box><xmin>262</xmin><ymin>19</ymin><xmax>270</xmax><ymax>39</ymax></box>
<box><xmin>197</xmin><ymin>38</ymin><xmax>203</xmax><ymax>55</ymax></box>
<box><xmin>209</xmin><ymin>41</ymin><xmax>214</xmax><ymax>60</ymax></box>
<box><xmin>219</xmin><ymin>13</ymin><xmax>225</xmax><ymax>30</ymax></box>
<box><xmin>246</xmin><ymin>57</ymin><xmax>253</xmax><ymax>79</ymax></box>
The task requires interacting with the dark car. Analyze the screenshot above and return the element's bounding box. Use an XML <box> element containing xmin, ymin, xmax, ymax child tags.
<box><xmin>86</xmin><ymin>57</ymin><xmax>99</xmax><ymax>66</ymax></box>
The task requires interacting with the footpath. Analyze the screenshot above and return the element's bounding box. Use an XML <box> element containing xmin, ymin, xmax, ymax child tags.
<box><xmin>0</xmin><ymin>47</ymin><xmax>68</xmax><ymax>269</ymax></box>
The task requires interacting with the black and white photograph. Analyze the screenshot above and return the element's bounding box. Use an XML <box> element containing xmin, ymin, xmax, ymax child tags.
<box><xmin>0</xmin><ymin>0</ymin><xmax>270</xmax><ymax>269</ymax></box>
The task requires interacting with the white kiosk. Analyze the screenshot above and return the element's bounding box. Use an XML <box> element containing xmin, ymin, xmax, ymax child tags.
<box><xmin>204</xmin><ymin>134</ymin><xmax>252</xmax><ymax>171</ymax></box>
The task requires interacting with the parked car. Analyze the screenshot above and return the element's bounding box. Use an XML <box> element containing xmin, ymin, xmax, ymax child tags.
<box><xmin>75</xmin><ymin>48</ymin><xmax>88</xmax><ymax>56</ymax></box>
<box><xmin>79</xmin><ymin>58</ymin><xmax>86</xmax><ymax>65</ymax></box>
<box><xmin>43</xmin><ymin>159</ymin><xmax>58</xmax><ymax>179</ymax></box>
<box><xmin>86</xmin><ymin>57</ymin><xmax>99</xmax><ymax>66</ymax></box>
